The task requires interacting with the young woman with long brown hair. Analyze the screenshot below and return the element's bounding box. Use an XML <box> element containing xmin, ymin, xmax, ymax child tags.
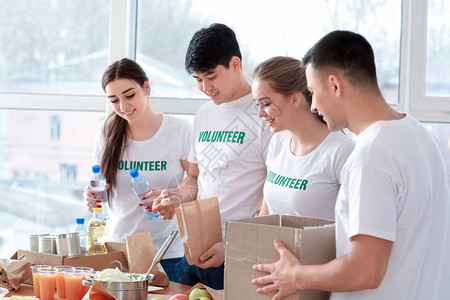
<box><xmin>83</xmin><ymin>58</ymin><xmax>193</xmax><ymax>282</ymax></box>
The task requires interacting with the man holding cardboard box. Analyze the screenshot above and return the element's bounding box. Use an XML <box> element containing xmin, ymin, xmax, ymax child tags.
<box><xmin>150</xmin><ymin>23</ymin><xmax>272</xmax><ymax>290</ymax></box>
<box><xmin>252</xmin><ymin>30</ymin><xmax>450</xmax><ymax>299</ymax></box>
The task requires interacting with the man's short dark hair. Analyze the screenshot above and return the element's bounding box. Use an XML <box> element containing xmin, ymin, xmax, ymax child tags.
<box><xmin>185</xmin><ymin>23</ymin><xmax>242</xmax><ymax>74</ymax></box>
<box><xmin>302</xmin><ymin>30</ymin><xmax>378</xmax><ymax>86</ymax></box>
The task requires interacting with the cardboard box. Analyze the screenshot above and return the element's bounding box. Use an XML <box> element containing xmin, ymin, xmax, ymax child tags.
<box><xmin>224</xmin><ymin>215</ymin><xmax>335</xmax><ymax>300</ymax></box>
<box><xmin>11</xmin><ymin>242</ymin><xmax>128</xmax><ymax>284</ymax></box>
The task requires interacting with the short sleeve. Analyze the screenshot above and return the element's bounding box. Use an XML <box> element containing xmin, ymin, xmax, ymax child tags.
<box><xmin>187</xmin><ymin>114</ymin><xmax>198</xmax><ymax>164</ymax></box>
<box><xmin>346</xmin><ymin>164</ymin><xmax>397</xmax><ymax>242</ymax></box>
<box><xmin>179</xmin><ymin>119</ymin><xmax>193</xmax><ymax>161</ymax></box>
<box><xmin>261</xmin><ymin>123</ymin><xmax>274</xmax><ymax>161</ymax></box>
<box><xmin>265</xmin><ymin>132</ymin><xmax>279</xmax><ymax>170</ymax></box>
<box><xmin>333</xmin><ymin>138</ymin><xmax>356</xmax><ymax>184</ymax></box>
<box><xmin>92</xmin><ymin>120</ymin><xmax>106</xmax><ymax>162</ymax></box>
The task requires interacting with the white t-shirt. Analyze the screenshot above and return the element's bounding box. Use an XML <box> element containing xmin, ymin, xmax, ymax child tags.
<box><xmin>264</xmin><ymin>131</ymin><xmax>355</xmax><ymax>220</ymax></box>
<box><xmin>93</xmin><ymin>113</ymin><xmax>192</xmax><ymax>259</ymax></box>
<box><xmin>188</xmin><ymin>94</ymin><xmax>273</xmax><ymax>235</ymax></box>
<box><xmin>332</xmin><ymin>114</ymin><xmax>450</xmax><ymax>300</ymax></box>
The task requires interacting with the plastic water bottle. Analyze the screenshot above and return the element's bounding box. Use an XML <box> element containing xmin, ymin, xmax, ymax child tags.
<box><xmin>90</xmin><ymin>165</ymin><xmax>109</xmax><ymax>221</ymax></box>
<box><xmin>87</xmin><ymin>208</ymin><xmax>108</xmax><ymax>256</ymax></box>
<box><xmin>74</xmin><ymin>217</ymin><xmax>88</xmax><ymax>256</ymax></box>
<box><xmin>129</xmin><ymin>168</ymin><xmax>160</xmax><ymax>220</ymax></box>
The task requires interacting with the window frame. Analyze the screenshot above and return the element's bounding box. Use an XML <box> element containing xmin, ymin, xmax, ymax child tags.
<box><xmin>0</xmin><ymin>0</ymin><xmax>448</xmax><ymax>122</ymax></box>
<box><xmin>401</xmin><ymin>0</ymin><xmax>450</xmax><ymax>122</ymax></box>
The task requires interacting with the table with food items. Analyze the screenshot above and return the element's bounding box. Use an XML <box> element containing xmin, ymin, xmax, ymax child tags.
<box><xmin>4</xmin><ymin>281</ymin><xmax>196</xmax><ymax>299</ymax></box>
<box><xmin>0</xmin><ymin>227</ymin><xmax>220</xmax><ymax>300</ymax></box>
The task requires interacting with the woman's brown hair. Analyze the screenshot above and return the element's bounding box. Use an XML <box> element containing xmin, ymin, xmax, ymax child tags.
<box><xmin>252</xmin><ymin>56</ymin><xmax>324</xmax><ymax>123</ymax></box>
<box><xmin>100</xmin><ymin>58</ymin><xmax>149</xmax><ymax>196</ymax></box>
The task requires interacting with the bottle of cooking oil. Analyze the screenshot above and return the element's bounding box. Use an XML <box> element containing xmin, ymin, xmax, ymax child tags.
<box><xmin>87</xmin><ymin>208</ymin><xmax>108</xmax><ymax>256</ymax></box>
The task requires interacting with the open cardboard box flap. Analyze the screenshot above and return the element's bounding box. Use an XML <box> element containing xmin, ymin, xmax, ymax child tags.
<box><xmin>12</xmin><ymin>242</ymin><xmax>128</xmax><ymax>284</ymax></box>
<box><xmin>224</xmin><ymin>215</ymin><xmax>335</xmax><ymax>300</ymax></box>
<box><xmin>13</xmin><ymin>242</ymin><xmax>128</xmax><ymax>272</ymax></box>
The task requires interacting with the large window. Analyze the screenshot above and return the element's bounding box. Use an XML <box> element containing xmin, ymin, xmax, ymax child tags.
<box><xmin>0</xmin><ymin>109</ymin><xmax>104</xmax><ymax>257</ymax></box>
<box><xmin>0</xmin><ymin>0</ymin><xmax>449</xmax><ymax>258</ymax></box>
<box><xmin>136</xmin><ymin>0</ymin><xmax>401</xmax><ymax>105</ymax></box>
<box><xmin>426</xmin><ymin>0</ymin><xmax>450</xmax><ymax>97</ymax></box>
<box><xmin>0</xmin><ymin>0</ymin><xmax>109</xmax><ymax>257</ymax></box>
<box><xmin>0</xmin><ymin>0</ymin><xmax>109</xmax><ymax>96</ymax></box>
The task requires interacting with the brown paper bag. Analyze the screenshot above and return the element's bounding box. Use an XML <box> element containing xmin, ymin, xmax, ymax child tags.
<box><xmin>175</xmin><ymin>197</ymin><xmax>222</xmax><ymax>265</ymax></box>
<box><xmin>185</xmin><ymin>282</ymin><xmax>224</xmax><ymax>300</ymax></box>
<box><xmin>0</xmin><ymin>258</ymin><xmax>31</xmax><ymax>290</ymax></box>
<box><xmin>125</xmin><ymin>232</ymin><xmax>169</xmax><ymax>286</ymax></box>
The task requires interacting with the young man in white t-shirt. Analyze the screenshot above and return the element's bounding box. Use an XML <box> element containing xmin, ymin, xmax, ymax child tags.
<box><xmin>252</xmin><ymin>30</ymin><xmax>450</xmax><ymax>299</ymax></box>
<box><xmin>150</xmin><ymin>23</ymin><xmax>272</xmax><ymax>289</ymax></box>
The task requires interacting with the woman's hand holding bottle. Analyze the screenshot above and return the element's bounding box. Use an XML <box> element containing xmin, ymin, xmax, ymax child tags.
<box><xmin>83</xmin><ymin>184</ymin><xmax>110</xmax><ymax>213</ymax></box>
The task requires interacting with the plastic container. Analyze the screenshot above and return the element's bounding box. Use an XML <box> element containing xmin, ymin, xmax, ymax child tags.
<box><xmin>87</xmin><ymin>208</ymin><xmax>108</xmax><ymax>256</ymax></box>
<box><xmin>90</xmin><ymin>165</ymin><xmax>109</xmax><ymax>221</ymax></box>
<box><xmin>129</xmin><ymin>168</ymin><xmax>160</xmax><ymax>220</ymax></box>
<box><xmin>38</xmin><ymin>267</ymin><xmax>57</xmax><ymax>300</ymax></box>
<box><xmin>31</xmin><ymin>265</ymin><xmax>51</xmax><ymax>298</ymax></box>
<box><xmin>74</xmin><ymin>267</ymin><xmax>94</xmax><ymax>297</ymax></box>
<box><xmin>64</xmin><ymin>269</ymin><xmax>84</xmax><ymax>300</ymax></box>
<box><xmin>54</xmin><ymin>266</ymin><xmax>74</xmax><ymax>298</ymax></box>
<box><xmin>74</xmin><ymin>217</ymin><xmax>88</xmax><ymax>255</ymax></box>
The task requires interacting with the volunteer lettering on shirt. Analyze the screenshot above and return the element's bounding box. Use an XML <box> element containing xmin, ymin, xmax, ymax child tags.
<box><xmin>189</xmin><ymin>94</ymin><xmax>273</xmax><ymax>238</ymax></box>
<box><xmin>266</xmin><ymin>170</ymin><xmax>308</xmax><ymax>190</ymax></box>
<box><xmin>92</xmin><ymin>114</ymin><xmax>191</xmax><ymax>259</ymax></box>
<box><xmin>198</xmin><ymin>130</ymin><xmax>246</xmax><ymax>144</ymax></box>
<box><xmin>118</xmin><ymin>160</ymin><xmax>167</xmax><ymax>171</ymax></box>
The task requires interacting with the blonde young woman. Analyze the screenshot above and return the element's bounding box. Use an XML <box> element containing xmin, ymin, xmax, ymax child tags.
<box><xmin>83</xmin><ymin>58</ymin><xmax>194</xmax><ymax>282</ymax></box>
<box><xmin>252</xmin><ymin>56</ymin><xmax>355</xmax><ymax>220</ymax></box>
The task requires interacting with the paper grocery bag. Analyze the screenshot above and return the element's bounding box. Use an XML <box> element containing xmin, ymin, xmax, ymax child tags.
<box><xmin>175</xmin><ymin>197</ymin><xmax>222</xmax><ymax>265</ymax></box>
<box><xmin>185</xmin><ymin>282</ymin><xmax>224</xmax><ymax>300</ymax></box>
<box><xmin>0</xmin><ymin>258</ymin><xmax>31</xmax><ymax>290</ymax></box>
<box><xmin>125</xmin><ymin>232</ymin><xmax>169</xmax><ymax>286</ymax></box>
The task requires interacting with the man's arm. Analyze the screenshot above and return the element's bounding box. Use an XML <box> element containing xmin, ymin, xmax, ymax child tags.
<box><xmin>257</xmin><ymin>200</ymin><xmax>269</xmax><ymax>216</ymax></box>
<box><xmin>173</xmin><ymin>160</ymin><xmax>199</xmax><ymax>204</ymax></box>
<box><xmin>145</xmin><ymin>161</ymin><xmax>199</xmax><ymax>220</ymax></box>
<box><xmin>252</xmin><ymin>234</ymin><xmax>393</xmax><ymax>299</ymax></box>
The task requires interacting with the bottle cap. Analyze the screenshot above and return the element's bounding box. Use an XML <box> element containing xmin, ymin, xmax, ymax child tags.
<box><xmin>93</xmin><ymin>208</ymin><xmax>102</xmax><ymax>212</ymax></box>
<box><xmin>130</xmin><ymin>168</ymin><xmax>139</xmax><ymax>178</ymax></box>
<box><xmin>76</xmin><ymin>218</ymin><xmax>85</xmax><ymax>225</ymax></box>
<box><xmin>92</xmin><ymin>165</ymin><xmax>101</xmax><ymax>173</ymax></box>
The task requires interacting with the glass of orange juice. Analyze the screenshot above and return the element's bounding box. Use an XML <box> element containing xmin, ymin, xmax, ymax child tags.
<box><xmin>31</xmin><ymin>265</ymin><xmax>51</xmax><ymax>298</ymax></box>
<box><xmin>54</xmin><ymin>266</ymin><xmax>74</xmax><ymax>298</ymax></box>
<box><xmin>38</xmin><ymin>267</ymin><xmax>57</xmax><ymax>300</ymax></box>
<box><xmin>74</xmin><ymin>267</ymin><xmax>94</xmax><ymax>297</ymax></box>
<box><xmin>64</xmin><ymin>269</ymin><xmax>84</xmax><ymax>300</ymax></box>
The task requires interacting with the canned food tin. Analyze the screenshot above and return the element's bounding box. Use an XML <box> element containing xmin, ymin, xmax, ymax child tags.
<box><xmin>55</xmin><ymin>232</ymin><xmax>81</xmax><ymax>257</ymax></box>
<box><xmin>39</xmin><ymin>235</ymin><xmax>57</xmax><ymax>254</ymax></box>
<box><xmin>28</xmin><ymin>233</ymin><xmax>49</xmax><ymax>252</ymax></box>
